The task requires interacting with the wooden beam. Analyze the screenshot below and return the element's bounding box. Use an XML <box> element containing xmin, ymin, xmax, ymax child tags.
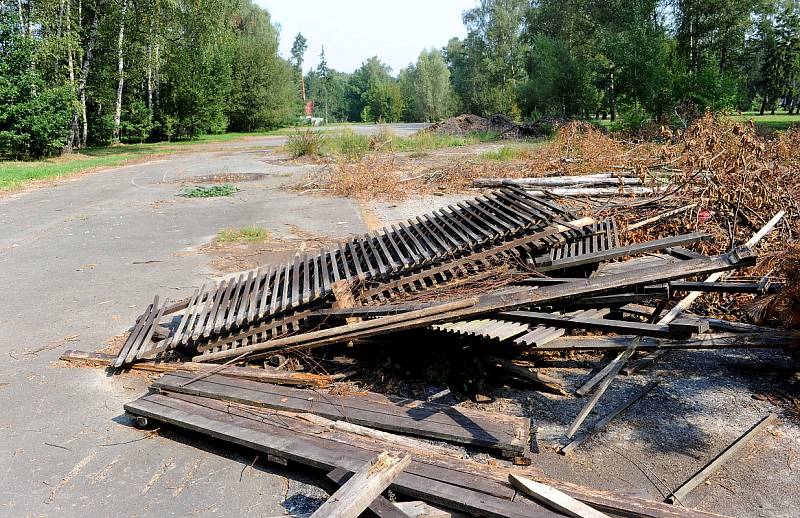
<box><xmin>537</xmin><ymin>233</ymin><xmax>712</xmax><ymax>272</ymax></box>
<box><xmin>526</xmin><ymin>333</ymin><xmax>798</xmax><ymax>351</ymax></box>
<box><xmin>153</xmin><ymin>372</ymin><xmax>531</xmax><ymax>453</ymax></box>
<box><xmin>311</xmin><ymin>452</ymin><xmax>411</xmax><ymax>518</ymax></box>
<box><xmin>59</xmin><ymin>350</ymin><xmax>334</xmax><ymax>387</ymax></box>
<box><xmin>125</xmin><ymin>391</ymin><xmax>725</xmax><ymax>518</ymax></box>
<box><xmin>665</xmin><ymin>414</ymin><xmax>777</xmax><ymax>505</ymax></box>
<box><xmin>561</xmin><ymin>381</ymin><xmax>659</xmax><ymax>454</ymax></box>
<box><xmin>500</xmin><ymin>311</ymin><xmax>706</xmax><ymax>339</ymax></box>
<box><xmin>393</xmin><ymin>500</ymin><xmax>469</xmax><ymax>517</ymax></box>
<box><xmin>566</xmin><ymin>343</ymin><xmax>638</xmax><ymax>437</ymax></box>
<box><xmin>509</xmin><ymin>474</ymin><xmax>610</xmax><ymax>518</ymax></box>
<box><xmin>324</xmin><ymin>467</ymin><xmax>411</xmax><ymax>518</ymax></box>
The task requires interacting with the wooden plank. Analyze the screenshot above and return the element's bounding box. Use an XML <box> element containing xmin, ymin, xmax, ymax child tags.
<box><xmin>311</xmin><ymin>452</ymin><xmax>411</xmax><ymax>518</ymax></box>
<box><xmin>325</xmin><ymin>467</ymin><xmax>410</xmax><ymax>518</ymax></box>
<box><xmin>61</xmin><ymin>350</ymin><xmax>335</xmax><ymax>387</ymax></box>
<box><xmin>509</xmin><ymin>474</ymin><xmax>609</xmax><ymax>518</ymax></box>
<box><xmin>527</xmin><ymin>333</ymin><xmax>797</xmax><ymax>351</ymax></box>
<box><xmin>566</xmin><ymin>344</ymin><xmax>638</xmax><ymax>437</ymax></box>
<box><xmin>124</xmin><ymin>392</ymin><xmax>557</xmax><ymax>518</ymax></box>
<box><xmin>152</xmin><ymin>371</ymin><xmax>530</xmax><ymax>453</ymax></box>
<box><xmin>125</xmin><ymin>392</ymin><xmax>726</xmax><ymax>518</ymax></box>
<box><xmin>665</xmin><ymin>414</ymin><xmax>777</xmax><ymax>505</ymax></box>
<box><xmin>537</xmin><ymin>233</ymin><xmax>711</xmax><ymax>272</ymax></box>
<box><xmin>196</xmin><ymin>248</ymin><xmax>756</xmax><ymax>363</ymax></box>
<box><xmin>113</xmin><ymin>302</ymin><xmax>152</xmax><ymax>368</ymax></box>
<box><xmin>129</xmin><ymin>297</ymin><xmax>167</xmax><ymax>363</ymax></box>
<box><xmin>393</xmin><ymin>501</ymin><xmax>469</xmax><ymax>518</ymax></box>
<box><xmin>561</xmin><ymin>381</ymin><xmax>659</xmax><ymax>455</ymax></box>
<box><xmin>500</xmin><ymin>311</ymin><xmax>703</xmax><ymax>339</ymax></box>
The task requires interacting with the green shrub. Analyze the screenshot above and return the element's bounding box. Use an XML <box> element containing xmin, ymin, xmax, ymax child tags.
<box><xmin>286</xmin><ymin>129</ymin><xmax>326</xmax><ymax>157</ymax></box>
<box><xmin>120</xmin><ymin>100</ymin><xmax>153</xmax><ymax>143</ymax></box>
<box><xmin>0</xmin><ymin>19</ymin><xmax>73</xmax><ymax>159</ymax></box>
<box><xmin>330</xmin><ymin>130</ymin><xmax>370</xmax><ymax>160</ymax></box>
<box><xmin>612</xmin><ymin>106</ymin><xmax>652</xmax><ymax>133</ymax></box>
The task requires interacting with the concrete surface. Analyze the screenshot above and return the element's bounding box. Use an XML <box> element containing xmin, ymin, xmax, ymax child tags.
<box><xmin>0</xmin><ymin>130</ymin><xmax>386</xmax><ymax>517</ymax></box>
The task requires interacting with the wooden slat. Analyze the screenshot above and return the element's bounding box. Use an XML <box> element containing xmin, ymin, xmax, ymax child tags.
<box><xmin>124</xmin><ymin>392</ymin><xmax>724</xmax><ymax>518</ymax></box>
<box><xmin>509</xmin><ymin>474</ymin><xmax>610</xmax><ymax>518</ymax></box>
<box><xmin>310</xmin><ymin>452</ymin><xmax>411</xmax><ymax>518</ymax></box>
<box><xmin>325</xmin><ymin>467</ymin><xmax>410</xmax><ymax>518</ymax></box>
<box><xmin>197</xmin><ymin>248</ymin><xmax>755</xmax><ymax>363</ymax></box>
<box><xmin>153</xmin><ymin>372</ymin><xmax>530</xmax><ymax>453</ymax></box>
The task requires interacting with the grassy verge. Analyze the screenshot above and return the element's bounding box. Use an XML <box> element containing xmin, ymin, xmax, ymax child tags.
<box><xmin>592</xmin><ymin>111</ymin><xmax>800</xmax><ymax>132</ymax></box>
<box><xmin>728</xmin><ymin>111</ymin><xmax>800</xmax><ymax>131</ymax></box>
<box><xmin>285</xmin><ymin>127</ymin><xmax>499</xmax><ymax>160</ymax></box>
<box><xmin>0</xmin><ymin>129</ymin><xmax>300</xmax><ymax>191</ymax></box>
<box><xmin>480</xmin><ymin>142</ymin><xmax>547</xmax><ymax>162</ymax></box>
<box><xmin>217</xmin><ymin>226</ymin><xmax>271</xmax><ymax>242</ymax></box>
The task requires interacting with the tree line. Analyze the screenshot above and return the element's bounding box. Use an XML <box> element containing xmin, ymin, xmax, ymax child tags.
<box><xmin>4</xmin><ymin>0</ymin><xmax>800</xmax><ymax>159</ymax></box>
<box><xmin>304</xmin><ymin>0</ymin><xmax>800</xmax><ymax>126</ymax></box>
<box><xmin>1</xmin><ymin>0</ymin><xmax>296</xmax><ymax>158</ymax></box>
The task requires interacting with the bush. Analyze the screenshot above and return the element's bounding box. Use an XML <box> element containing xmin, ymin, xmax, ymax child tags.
<box><xmin>286</xmin><ymin>129</ymin><xmax>326</xmax><ymax>158</ymax></box>
<box><xmin>0</xmin><ymin>84</ymin><xmax>73</xmax><ymax>159</ymax></box>
<box><xmin>120</xmin><ymin>100</ymin><xmax>153</xmax><ymax>143</ymax></box>
<box><xmin>0</xmin><ymin>20</ymin><xmax>73</xmax><ymax>158</ymax></box>
<box><xmin>611</xmin><ymin>106</ymin><xmax>652</xmax><ymax>133</ymax></box>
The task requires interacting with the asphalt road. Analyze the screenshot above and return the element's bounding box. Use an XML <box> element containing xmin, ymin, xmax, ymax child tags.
<box><xmin>0</xmin><ymin>124</ymin><xmax>426</xmax><ymax>517</ymax></box>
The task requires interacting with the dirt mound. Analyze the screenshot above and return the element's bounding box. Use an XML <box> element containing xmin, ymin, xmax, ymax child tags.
<box><xmin>424</xmin><ymin>113</ymin><xmax>557</xmax><ymax>139</ymax></box>
<box><xmin>425</xmin><ymin>114</ymin><xmax>491</xmax><ymax>135</ymax></box>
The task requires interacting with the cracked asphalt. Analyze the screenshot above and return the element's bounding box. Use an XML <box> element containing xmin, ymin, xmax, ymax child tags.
<box><xmin>0</xmin><ymin>124</ymin><xmax>424</xmax><ymax>517</ymax></box>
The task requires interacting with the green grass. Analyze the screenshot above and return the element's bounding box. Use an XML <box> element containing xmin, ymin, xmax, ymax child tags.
<box><xmin>480</xmin><ymin>142</ymin><xmax>547</xmax><ymax>162</ymax></box>
<box><xmin>728</xmin><ymin>111</ymin><xmax>800</xmax><ymax>131</ymax></box>
<box><xmin>0</xmin><ymin>131</ymin><xmax>293</xmax><ymax>191</ymax></box>
<box><xmin>591</xmin><ymin>111</ymin><xmax>800</xmax><ymax>132</ymax></box>
<box><xmin>179</xmin><ymin>183</ymin><xmax>239</xmax><ymax>198</ymax></box>
<box><xmin>287</xmin><ymin>127</ymin><xmax>501</xmax><ymax>160</ymax></box>
<box><xmin>216</xmin><ymin>226</ymin><xmax>271</xmax><ymax>243</ymax></box>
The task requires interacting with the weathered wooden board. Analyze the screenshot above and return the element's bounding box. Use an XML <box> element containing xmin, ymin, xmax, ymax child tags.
<box><xmin>60</xmin><ymin>350</ymin><xmax>334</xmax><ymax>387</ymax></box>
<box><xmin>325</xmin><ymin>468</ymin><xmax>410</xmax><ymax>518</ymax></box>
<box><xmin>152</xmin><ymin>372</ymin><xmax>530</xmax><ymax>454</ymax></box>
<box><xmin>124</xmin><ymin>392</ymin><xmax>727</xmax><ymax>518</ymax></box>
<box><xmin>125</xmin><ymin>392</ymin><xmax>554</xmax><ymax>518</ymax></box>
<box><xmin>311</xmin><ymin>452</ymin><xmax>411</xmax><ymax>518</ymax></box>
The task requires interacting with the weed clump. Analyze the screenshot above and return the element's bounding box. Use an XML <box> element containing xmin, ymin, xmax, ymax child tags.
<box><xmin>286</xmin><ymin>129</ymin><xmax>326</xmax><ymax>158</ymax></box>
<box><xmin>329</xmin><ymin>130</ymin><xmax>371</xmax><ymax>160</ymax></box>
<box><xmin>217</xmin><ymin>226</ymin><xmax>271</xmax><ymax>243</ymax></box>
<box><xmin>179</xmin><ymin>184</ymin><xmax>239</xmax><ymax>198</ymax></box>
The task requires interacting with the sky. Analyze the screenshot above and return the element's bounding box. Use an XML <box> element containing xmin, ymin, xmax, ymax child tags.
<box><xmin>258</xmin><ymin>0</ymin><xmax>476</xmax><ymax>74</ymax></box>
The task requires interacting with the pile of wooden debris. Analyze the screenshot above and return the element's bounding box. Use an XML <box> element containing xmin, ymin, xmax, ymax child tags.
<box><xmin>64</xmin><ymin>185</ymin><xmax>796</xmax><ymax>517</ymax></box>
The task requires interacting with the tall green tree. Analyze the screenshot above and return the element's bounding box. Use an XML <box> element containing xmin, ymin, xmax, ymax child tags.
<box><xmin>411</xmin><ymin>48</ymin><xmax>453</xmax><ymax>122</ymax></box>
<box><xmin>290</xmin><ymin>32</ymin><xmax>308</xmax><ymax>103</ymax></box>
<box><xmin>228</xmin><ymin>3</ymin><xmax>296</xmax><ymax>131</ymax></box>
<box><xmin>446</xmin><ymin>0</ymin><xmax>529</xmax><ymax>117</ymax></box>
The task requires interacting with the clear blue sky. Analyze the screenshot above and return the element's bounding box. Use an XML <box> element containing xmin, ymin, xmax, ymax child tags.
<box><xmin>257</xmin><ymin>0</ymin><xmax>475</xmax><ymax>74</ymax></box>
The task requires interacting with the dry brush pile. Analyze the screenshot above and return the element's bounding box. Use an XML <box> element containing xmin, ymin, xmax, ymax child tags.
<box><xmin>298</xmin><ymin>116</ymin><xmax>799</xmax><ymax>322</ymax></box>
